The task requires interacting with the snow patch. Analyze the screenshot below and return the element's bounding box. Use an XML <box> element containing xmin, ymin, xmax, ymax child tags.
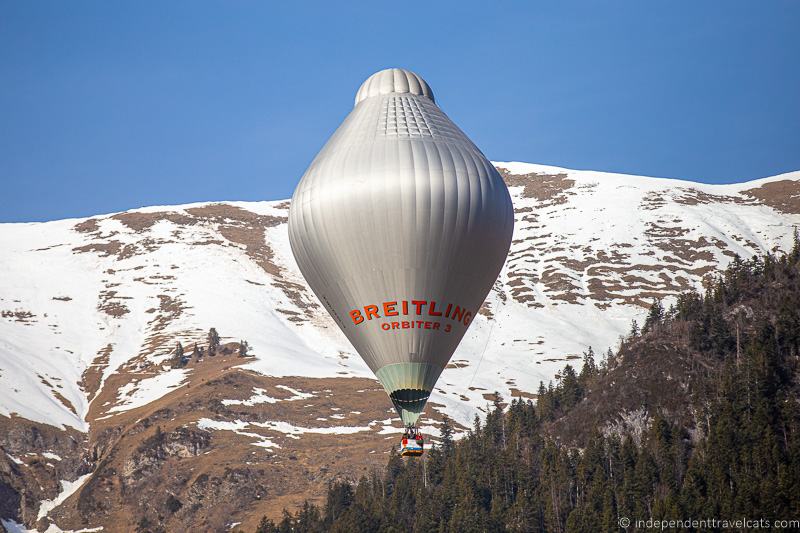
<box><xmin>274</xmin><ymin>385</ymin><xmax>314</xmax><ymax>401</ymax></box>
<box><xmin>197</xmin><ymin>418</ymin><xmax>280</xmax><ymax>449</ymax></box>
<box><xmin>6</xmin><ymin>452</ymin><xmax>24</xmax><ymax>465</ymax></box>
<box><xmin>37</xmin><ymin>473</ymin><xmax>93</xmax><ymax>520</ymax></box>
<box><xmin>108</xmin><ymin>369</ymin><xmax>189</xmax><ymax>413</ymax></box>
<box><xmin>252</xmin><ymin>420</ymin><xmax>374</xmax><ymax>436</ymax></box>
<box><xmin>221</xmin><ymin>384</ymin><xmax>314</xmax><ymax>406</ymax></box>
<box><xmin>221</xmin><ymin>387</ymin><xmax>280</xmax><ymax>406</ymax></box>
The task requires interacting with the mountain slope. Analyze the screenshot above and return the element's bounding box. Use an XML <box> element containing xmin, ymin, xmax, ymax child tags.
<box><xmin>0</xmin><ymin>163</ymin><xmax>798</xmax><ymax>531</ymax></box>
<box><xmin>258</xmin><ymin>245</ymin><xmax>800</xmax><ymax>533</ymax></box>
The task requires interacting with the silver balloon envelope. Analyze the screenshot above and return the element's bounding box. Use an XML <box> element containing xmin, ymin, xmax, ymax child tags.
<box><xmin>288</xmin><ymin>68</ymin><xmax>514</xmax><ymax>425</ymax></box>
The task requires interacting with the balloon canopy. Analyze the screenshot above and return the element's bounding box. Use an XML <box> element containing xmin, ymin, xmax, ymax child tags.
<box><xmin>288</xmin><ymin>68</ymin><xmax>514</xmax><ymax>426</ymax></box>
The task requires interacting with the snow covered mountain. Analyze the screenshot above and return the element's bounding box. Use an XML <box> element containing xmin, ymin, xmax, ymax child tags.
<box><xmin>1</xmin><ymin>162</ymin><xmax>798</xmax><ymax>531</ymax></box>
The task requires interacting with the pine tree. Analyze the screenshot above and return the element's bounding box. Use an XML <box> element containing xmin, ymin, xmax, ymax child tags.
<box><xmin>238</xmin><ymin>339</ymin><xmax>249</xmax><ymax>358</ymax></box>
<box><xmin>642</xmin><ymin>299</ymin><xmax>664</xmax><ymax>334</ymax></box>
<box><xmin>171</xmin><ymin>342</ymin><xmax>185</xmax><ymax>368</ymax></box>
<box><xmin>559</xmin><ymin>364</ymin><xmax>581</xmax><ymax>410</ymax></box>
<box><xmin>603</xmin><ymin>346</ymin><xmax>616</xmax><ymax>371</ymax></box>
<box><xmin>207</xmin><ymin>327</ymin><xmax>220</xmax><ymax>356</ymax></box>
<box><xmin>440</xmin><ymin>415</ymin><xmax>454</xmax><ymax>455</ymax></box>
<box><xmin>254</xmin><ymin>516</ymin><xmax>276</xmax><ymax>533</ymax></box>
<box><xmin>324</xmin><ymin>481</ymin><xmax>353</xmax><ymax>525</ymax></box>
<box><xmin>579</xmin><ymin>346</ymin><xmax>597</xmax><ymax>383</ymax></box>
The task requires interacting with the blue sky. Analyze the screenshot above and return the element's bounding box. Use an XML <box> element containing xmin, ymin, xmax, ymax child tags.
<box><xmin>1</xmin><ymin>1</ymin><xmax>798</xmax><ymax>222</ymax></box>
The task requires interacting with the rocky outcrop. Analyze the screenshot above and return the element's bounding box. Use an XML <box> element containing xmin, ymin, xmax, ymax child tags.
<box><xmin>0</xmin><ymin>416</ymin><xmax>88</xmax><ymax>526</ymax></box>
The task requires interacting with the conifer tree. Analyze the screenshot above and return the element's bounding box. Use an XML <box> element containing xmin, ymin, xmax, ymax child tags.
<box><xmin>171</xmin><ymin>342</ymin><xmax>184</xmax><ymax>368</ymax></box>
<box><xmin>605</xmin><ymin>346</ymin><xmax>616</xmax><ymax>369</ymax></box>
<box><xmin>629</xmin><ymin>319</ymin><xmax>640</xmax><ymax>338</ymax></box>
<box><xmin>238</xmin><ymin>340</ymin><xmax>249</xmax><ymax>358</ymax></box>
<box><xmin>439</xmin><ymin>414</ymin><xmax>454</xmax><ymax>455</ymax></box>
<box><xmin>559</xmin><ymin>364</ymin><xmax>581</xmax><ymax>410</ymax></box>
<box><xmin>579</xmin><ymin>346</ymin><xmax>597</xmax><ymax>382</ymax></box>
<box><xmin>642</xmin><ymin>298</ymin><xmax>664</xmax><ymax>333</ymax></box>
<box><xmin>207</xmin><ymin>327</ymin><xmax>220</xmax><ymax>356</ymax></box>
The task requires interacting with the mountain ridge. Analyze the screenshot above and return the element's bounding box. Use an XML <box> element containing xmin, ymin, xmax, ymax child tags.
<box><xmin>1</xmin><ymin>162</ymin><xmax>799</xmax><ymax>531</ymax></box>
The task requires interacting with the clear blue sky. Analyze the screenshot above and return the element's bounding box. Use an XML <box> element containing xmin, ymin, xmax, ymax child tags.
<box><xmin>1</xmin><ymin>1</ymin><xmax>798</xmax><ymax>222</ymax></box>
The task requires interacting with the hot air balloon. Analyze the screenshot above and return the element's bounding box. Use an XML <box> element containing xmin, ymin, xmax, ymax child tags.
<box><xmin>288</xmin><ymin>68</ymin><xmax>514</xmax><ymax>456</ymax></box>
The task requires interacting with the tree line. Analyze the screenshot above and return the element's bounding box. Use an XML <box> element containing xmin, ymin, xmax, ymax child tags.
<box><xmin>253</xmin><ymin>236</ymin><xmax>800</xmax><ymax>532</ymax></box>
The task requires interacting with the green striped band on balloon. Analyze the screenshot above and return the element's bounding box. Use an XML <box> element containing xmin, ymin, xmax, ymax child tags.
<box><xmin>376</xmin><ymin>362</ymin><xmax>443</xmax><ymax>425</ymax></box>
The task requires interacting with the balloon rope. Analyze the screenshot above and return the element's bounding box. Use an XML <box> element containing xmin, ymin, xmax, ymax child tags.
<box><xmin>468</xmin><ymin>318</ymin><xmax>496</xmax><ymax>389</ymax></box>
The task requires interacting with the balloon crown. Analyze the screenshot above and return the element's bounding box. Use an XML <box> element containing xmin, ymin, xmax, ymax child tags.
<box><xmin>354</xmin><ymin>68</ymin><xmax>435</xmax><ymax>106</ymax></box>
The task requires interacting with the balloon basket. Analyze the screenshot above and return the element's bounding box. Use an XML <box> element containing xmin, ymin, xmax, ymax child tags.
<box><xmin>400</xmin><ymin>426</ymin><xmax>424</xmax><ymax>457</ymax></box>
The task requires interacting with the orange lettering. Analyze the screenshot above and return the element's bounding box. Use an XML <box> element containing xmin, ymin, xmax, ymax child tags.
<box><xmin>444</xmin><ymin>303</ymin><xmax>452</xmax><ymax>318</ymax></box>
<box><xmin>429</xmin><ymin>301</ymin><xmax>442</xmax><ymax>317</ymax></box>
<box><xmin>402</xmin><ymin>301</ymin><xmax>408</xmax><ymax>315</ymax></box>
<box><xmin>433</xmin><ymin>322</ymin><xmax>440</xmax><ymax>330</ymax></box>
<box><xmin>350</xmin><ymin>310</ymin><xmax>364</xmax><ymax>325</ymax></box>
<box><xmin>452</xmin><ymin>306</ymin><xmax>465</xmax><ymax>322</ymax></box>
<box><xmin>463</xmin><ymin>312</ymin><xmax>472</xmax><ymax>326</ymax></box>
<box><xmin>365</xmin><ymin>305</ymin><xmax>379</xmax><ymax>320</ymax></box>
<box><xmin>383</xmin><ymin>301</ymin><xmax>398</xmax><ymax>317</ymax></box>
<box><xmin>381</xmin><ymin>323</ymin><xmax>390</xmax><ymax>330</ymax></box>
<box><xmin>411</xmin><ymin>300</ymin><xmax>426</xmax><ymax>315</ymax></box>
